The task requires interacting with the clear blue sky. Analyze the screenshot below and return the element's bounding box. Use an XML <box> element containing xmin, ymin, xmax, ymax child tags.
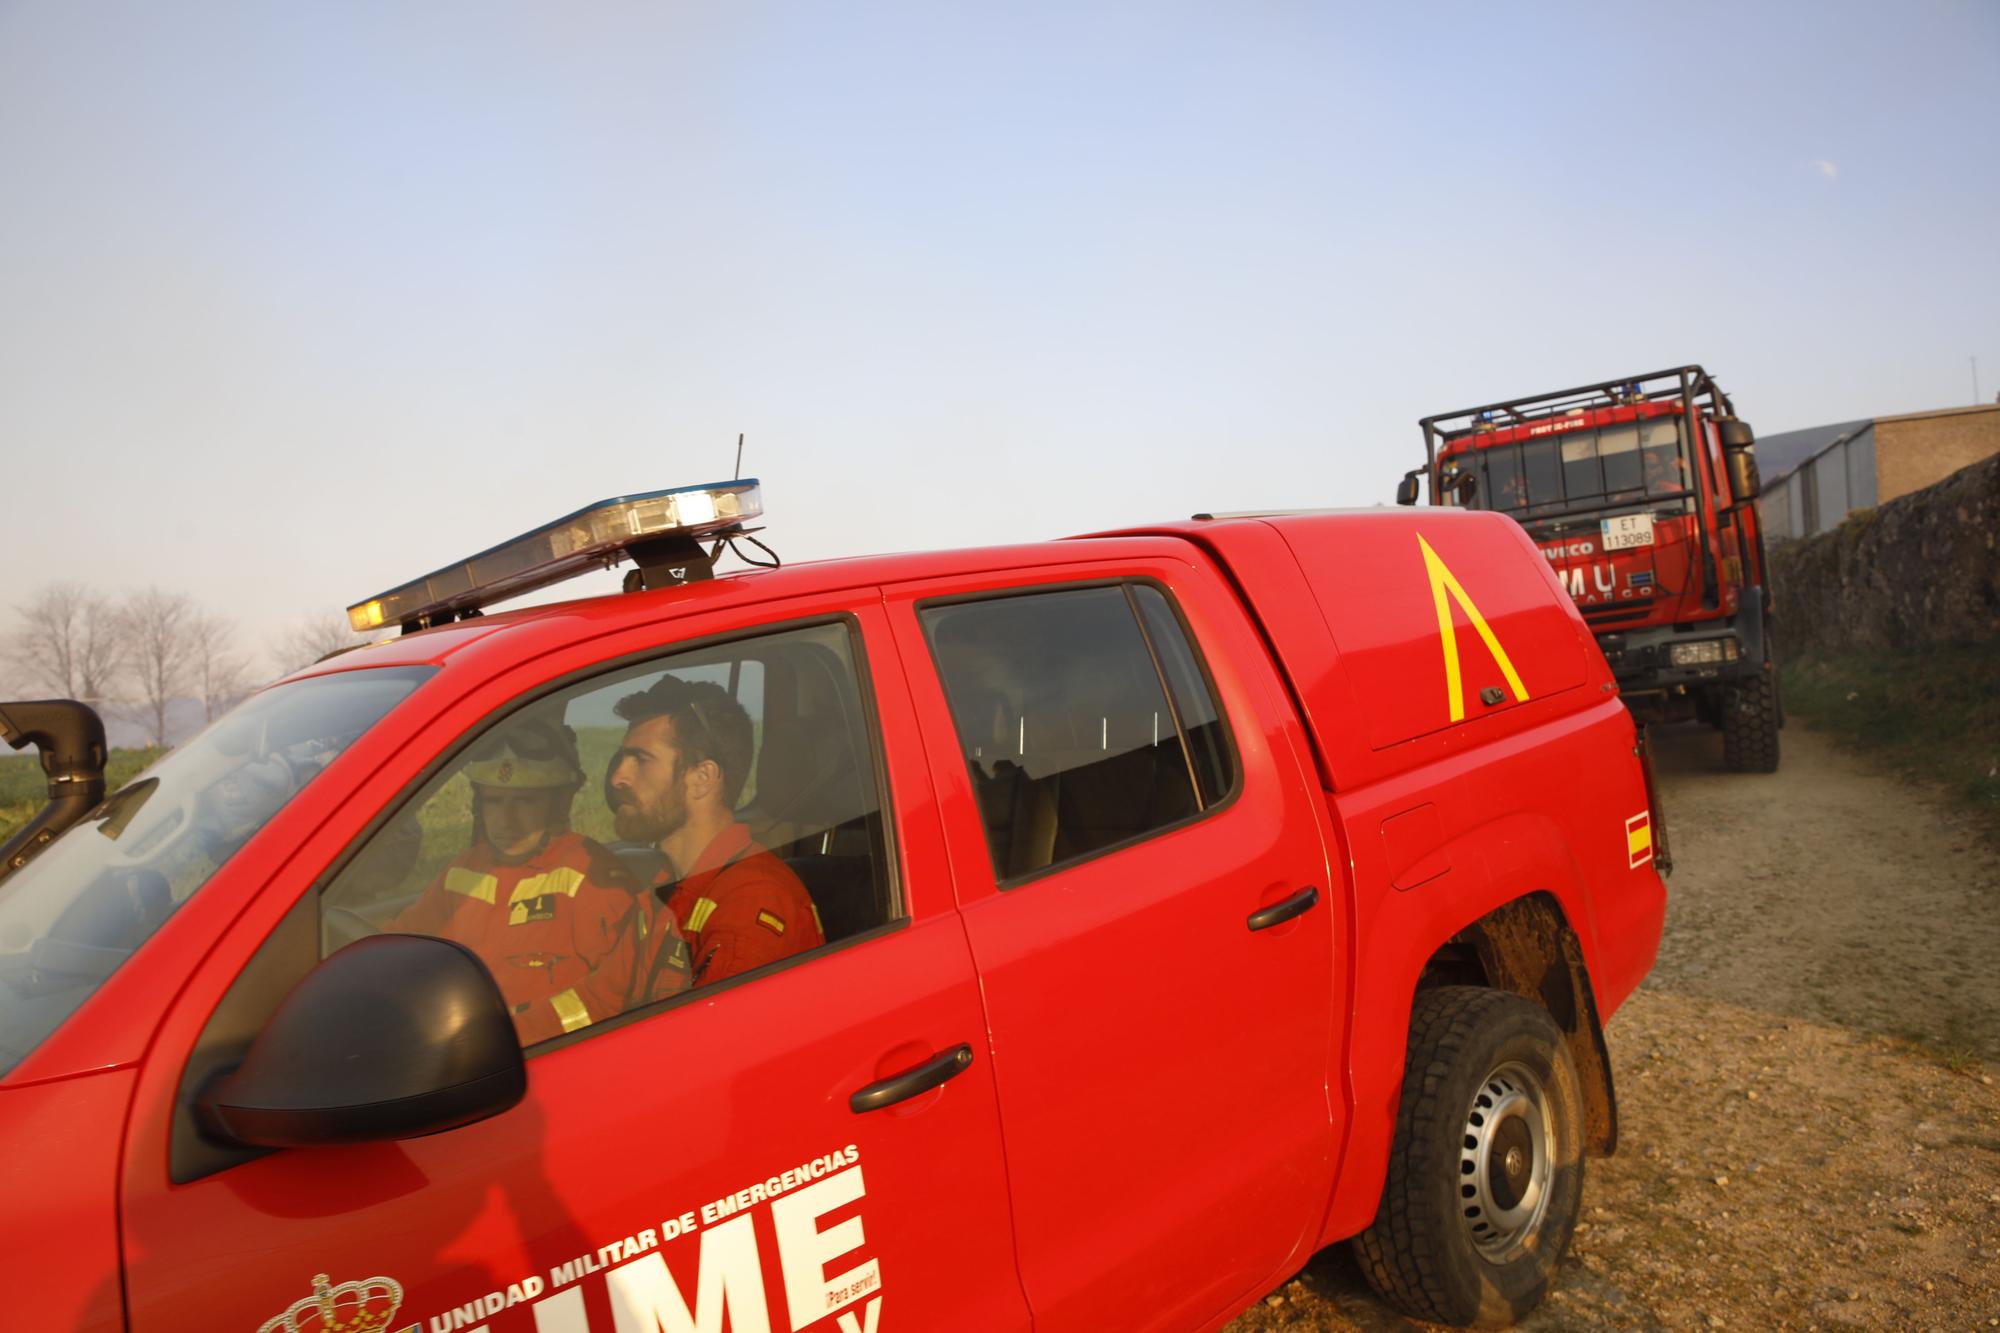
<box><xmin>3</xmin><ymin>1</ymin><xmax>1995</xmax><ymax>664</ymax></box>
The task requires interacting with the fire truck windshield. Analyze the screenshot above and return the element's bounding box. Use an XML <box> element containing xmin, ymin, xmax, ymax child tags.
<box><xmin>1443</xmin><ymin>417</ymin><xmax>1692</xmax><ymax>520</ymax></box>
<box><xmin>0</xmin><ymin>666</ymin><xmax>432</xmax><ymax>1077</ymax></box>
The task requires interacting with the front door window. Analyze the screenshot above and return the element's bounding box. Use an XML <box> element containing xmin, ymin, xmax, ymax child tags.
<box><xmin>320</xmin><ymin>621</ymin><xmax>897</xmax><ymax>1046</ymax></box>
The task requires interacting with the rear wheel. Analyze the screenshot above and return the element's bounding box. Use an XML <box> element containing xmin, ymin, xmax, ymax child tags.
<box><xmin>1721</xmin><ymin>666</ymin><xmax>1781</xmax><ymax>773</ymax></box>
<box><xmin>1352</xmin><ymin>987</ymin><xmax>1585</xmax><ymax>1328</ymax></box>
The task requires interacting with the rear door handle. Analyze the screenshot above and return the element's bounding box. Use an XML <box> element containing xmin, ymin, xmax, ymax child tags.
<box><xmin>850</xmin><ymin>1044</ymin><xmax>975</xmax><ymax>1113</ymax></box>
<box><xmin>1247</xmin><ymin>886</ymin><xmax>1319</xmax><ymax>932</ymax></box>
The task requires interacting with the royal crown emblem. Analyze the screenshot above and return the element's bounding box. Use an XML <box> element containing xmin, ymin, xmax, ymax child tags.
<box><xmin>258</xmin><ymin>1272</ymin><xmax>412</xmax><ymax>1333</ymax></box>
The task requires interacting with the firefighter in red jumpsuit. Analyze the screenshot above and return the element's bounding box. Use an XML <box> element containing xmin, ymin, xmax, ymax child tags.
<box><xmin>386</xmin><ymin>717</ymin><xmax>688</xmax><ymax>1044</ymax></box>
<box><xmin>553</xmin><ymin>677</ymin><xmax>822</xmax><ymax>1014</ymax></box>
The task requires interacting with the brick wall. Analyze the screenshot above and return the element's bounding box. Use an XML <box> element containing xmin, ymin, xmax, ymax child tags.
<box><xmin>1874</xmin><ymin>404</ymin><xmax>2000</xmax><ymax>506</ymax></box>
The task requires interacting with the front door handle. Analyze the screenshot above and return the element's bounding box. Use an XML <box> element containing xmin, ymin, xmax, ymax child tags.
<box><xmin>850</xmin><ymin>1044</ymin><xmax>974</xmax><ymax>1114</ymax></box>
<box><xmin>1247</xmin><ymin>886</ymin><xmax>1319</xmax><ymax>932</ymax></box>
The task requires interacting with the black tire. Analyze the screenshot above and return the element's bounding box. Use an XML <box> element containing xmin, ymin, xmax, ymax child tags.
<box><xmin>1721</xmin><ymin>667</ymin><xmax>1781</xmax><ymax>773</ymax></box>
<box><xmin>1352</xmin><ymin>987</ymin><xmax>1586</xmax><ymax>1328</ymax></box>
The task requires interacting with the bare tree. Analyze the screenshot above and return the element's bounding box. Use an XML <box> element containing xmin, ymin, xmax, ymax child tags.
<box><xmin>7</xmin><ymin>583</ymin><xmax>128</xmax><ymax>703</ymax></box>
<box><xmin>124</xmin><ymin>588</ymin><xmax>197</xmax><ymax>747</ymax></box>
<box><xmin>269</xmin><ymin>613</ymin><xmax>370</xmax><ymax>676</ymax></box>
<box><xmin>190</xmin><ymin>610</ymin><xmax>254</xmax><ymax>721</ymax></box>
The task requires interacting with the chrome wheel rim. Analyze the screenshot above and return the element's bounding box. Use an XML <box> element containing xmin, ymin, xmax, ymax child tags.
<box><xmin>1457</xmin><ymin>1059</ymin><xmax>1554</xmax><ymax>1261</ymax></box>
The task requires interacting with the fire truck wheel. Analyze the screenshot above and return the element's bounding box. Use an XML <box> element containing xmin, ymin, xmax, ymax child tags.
<box><xmin>1353</xmin><ymin>986</ymin><xmax>1585</xmax><ymax>1329</ymax></box>
<box><xmin>1721</xmin><ymin>669</ymin><xmax>1781</xmax><ymax>773</ymax></box>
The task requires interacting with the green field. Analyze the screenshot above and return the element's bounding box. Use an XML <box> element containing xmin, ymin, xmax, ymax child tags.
<box><xmin>1782</xmin><ymin>643</ymin><xmax>2000</xmax><ymax>834</ymax></box>
<box><xmin>0</xmin><ymin>747</ymin><xmax>164</xmax><ymax>846</ymax></box>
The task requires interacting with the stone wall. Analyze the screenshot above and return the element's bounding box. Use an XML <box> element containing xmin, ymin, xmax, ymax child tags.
<box><xmin>1768</xmin><ymin>451</ymin><xmax>2000</xmax><ymax>658</ymax></box>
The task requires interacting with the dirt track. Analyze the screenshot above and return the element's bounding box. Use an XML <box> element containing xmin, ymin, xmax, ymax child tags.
<box><xmin>1228</xmin><ymin>720</ymin><xmax>2000</xmax><ymax>1331</ymax></box>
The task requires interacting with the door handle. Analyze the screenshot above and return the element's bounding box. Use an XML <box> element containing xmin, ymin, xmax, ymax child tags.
<box><xmin>1246</xmin><ymin>886</ymin><xmax>1319</xmax><ymax>932</ymax></box>
<box><xmin>850</xmin><ymin>1044</ymin><xmax>975</xmax><ymax>1114</ymax></box>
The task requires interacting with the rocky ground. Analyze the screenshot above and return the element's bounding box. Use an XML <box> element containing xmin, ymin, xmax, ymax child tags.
<box><xmin>1226</xmin><ymin>721</ymin><xmax>2000</xmax><ymax>1331</ymax></box>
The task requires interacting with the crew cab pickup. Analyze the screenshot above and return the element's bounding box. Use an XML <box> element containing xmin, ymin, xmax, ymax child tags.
<box><xmin>0</xmin><ymin>494</ymin><xmax>1665</xmax><ymax>1332</ymax></box>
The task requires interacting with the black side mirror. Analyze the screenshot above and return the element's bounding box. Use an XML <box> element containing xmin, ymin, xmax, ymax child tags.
<box><xmin>1727</xmin><ymin>450</ymin><xmax>1762</xmax><ymax>502</ymax></box>
<box><xmin>1395</xmin><ymin>471</ymin><xmax>1422</xmax><ymax>506</ymax></box>
<box><xmin>199</xmin><ymin>934</ymin><xmax>525</xmax><ymax>1147</ymax></box>
<box><xmin>1718</xmin><ymin>419</ymin><xmax>1755</xmax><ymax>449</ymax></box>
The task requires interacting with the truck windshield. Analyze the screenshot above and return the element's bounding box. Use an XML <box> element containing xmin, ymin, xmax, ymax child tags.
<box><xmin>1444</xmin><ymin>417</ymin><xmax>1691</xmax><ymax>519</ymax></box>
<box><xmin>0</xmin><ymin>666</ymin><xmax>432</xmax><ymax>1077</ymax></box>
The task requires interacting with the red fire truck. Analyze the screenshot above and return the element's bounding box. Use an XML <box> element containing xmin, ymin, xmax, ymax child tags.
<box><xmin>0</xmin><ymin>483</ymin><xmax>1666</xmax><ymax>1330</ymax></box>
<box><xmin>1399</xmin><ymin>366</ymin><xmax>1781</xmax><ymax>772</ymax></box>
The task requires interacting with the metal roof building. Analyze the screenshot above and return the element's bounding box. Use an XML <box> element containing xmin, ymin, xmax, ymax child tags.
<box><xmin>1756</xmin><ymin>403</ymin><xmax>2000</xmax><ymax>541</ymax></box>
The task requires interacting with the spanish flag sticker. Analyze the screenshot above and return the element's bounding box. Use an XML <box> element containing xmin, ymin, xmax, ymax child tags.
<box><xmin>1625</xmin><ymin>812</ymin><xmax>1653</xmax><ymax>869</ymax></box>
<box><xmin>756</xmin><ymin>910</ymin><xmax>787</xmax><ymax>936</ymax></box>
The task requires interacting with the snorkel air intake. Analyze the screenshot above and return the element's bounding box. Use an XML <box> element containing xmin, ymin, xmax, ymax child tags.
<box><xmin>0</xmin><ymin>700</ymin><xmax>108</xmax><ymax>887</ymax></box>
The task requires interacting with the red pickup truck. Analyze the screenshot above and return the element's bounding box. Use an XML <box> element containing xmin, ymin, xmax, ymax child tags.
<box><xmin>0</xmin><ymin>483</ymin><xmax>1665</xmax><ymax>1332</ymax></box>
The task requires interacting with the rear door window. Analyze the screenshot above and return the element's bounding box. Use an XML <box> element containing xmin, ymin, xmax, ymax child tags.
<box><xmin>920</xmin><ymin>582</ymin><xmax>1235</xmax><ymax>884</ymax></box>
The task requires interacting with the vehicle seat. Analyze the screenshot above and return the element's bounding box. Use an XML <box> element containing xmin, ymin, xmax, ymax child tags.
<box><xmin>973</xmin><ymin>667</ymin><xmax>1197</xmax><ymax>877</ymax></box>
<box><xmin>743</xmin><ymin>706</ymin><xmax>850</xmax><ymax>856</ymax></box>
<box><xmin>785</xmin><ymin>852</ymin><xmax>880</xmax><ymax>943</ymax></box>
<box><xmin>741</xmin><ymin>647</ymin><xmax>892</xmax><ymax>942</ymax></box>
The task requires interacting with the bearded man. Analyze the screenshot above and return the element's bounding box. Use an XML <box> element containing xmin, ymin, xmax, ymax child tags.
<box><xmin>603</xmin><ymin>676</ymin><xmax>822</xmax><ymax>987</ymax></box>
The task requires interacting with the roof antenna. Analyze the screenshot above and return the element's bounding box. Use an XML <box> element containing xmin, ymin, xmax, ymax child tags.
<box><xmin>734</xmin><ymin>432</ymin><xmax>745</xmax><ymax>480</ymax></box>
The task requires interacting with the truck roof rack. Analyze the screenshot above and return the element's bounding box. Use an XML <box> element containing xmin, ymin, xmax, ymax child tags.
<box><xmin>1420</xmin><ymin>365</ymin><xmax>1738</xmax><ymax>449</ymax></box>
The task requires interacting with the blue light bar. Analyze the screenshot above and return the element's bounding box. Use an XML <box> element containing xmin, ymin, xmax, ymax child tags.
<box><xmin>348</xmin><ymin>480</ymin><xmax>763</xmax><ymax>632</ymax></box>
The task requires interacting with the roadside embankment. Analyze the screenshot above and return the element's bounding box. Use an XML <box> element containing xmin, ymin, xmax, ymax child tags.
<box><xmin>1781</xmin><ymin>646</ymin><xmax>2000</xmax><ymax>830</ymax></box>
<box><xmin>1769</xmin><ymin>452</ymin><xmax>2000</xmax><ymax>830</ymax></box>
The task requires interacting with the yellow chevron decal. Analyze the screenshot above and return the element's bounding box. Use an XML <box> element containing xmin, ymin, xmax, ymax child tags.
<box><xmin>1418</xmin><ymin>534</ymin><xmax>1530</xmax><ymax>723</ymax></box>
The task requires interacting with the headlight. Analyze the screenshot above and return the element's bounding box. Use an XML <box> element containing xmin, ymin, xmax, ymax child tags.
<box><xmin>1669</xmin><ymin>640</ymin><xmax>1727</xmax><ymax>667</ymax></box>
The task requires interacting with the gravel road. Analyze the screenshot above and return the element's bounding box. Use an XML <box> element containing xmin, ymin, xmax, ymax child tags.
<box><xmin>1226</xmin><ymin>719</ymin><xmax>2000</xmax><ymax>1331</ymax></box>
